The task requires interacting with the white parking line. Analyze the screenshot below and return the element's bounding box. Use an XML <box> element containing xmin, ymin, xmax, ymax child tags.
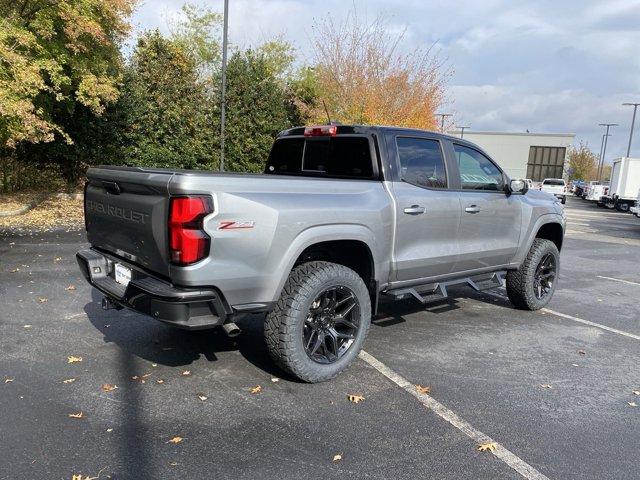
<box><xmin>541</xmin><ymin>308</ymin><xmax>640</xmax><ymax>341</ymax></box>
<box><xmin>359</xmin><ymin>350</ymin><xmax>551</xmax><ymax>480</ymax></box>
<box><xmin>596</xmin><ymin>275</ymin><xmax>640</xmax><ymax>287</ymax></box>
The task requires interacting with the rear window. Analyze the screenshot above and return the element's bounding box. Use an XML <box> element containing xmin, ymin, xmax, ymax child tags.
<box><xmin>543</xmin><ymin>179</ymin><xmax>565</xmax><ymax>186</ymax></box>
<box><xmin>265</xmin><ymin>136</ymin><xmax>374</xmax><ymax>179</ymax></box>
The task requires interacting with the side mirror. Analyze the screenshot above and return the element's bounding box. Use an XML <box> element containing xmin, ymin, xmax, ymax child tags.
<box><xmin>509</xmin><ymin>178</ymin><xmax>528</xmax><ymax>195</ymax></box>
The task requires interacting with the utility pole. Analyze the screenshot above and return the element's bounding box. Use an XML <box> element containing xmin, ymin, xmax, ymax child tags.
<box><xmin>597</xmin><ymin>133</ymin><xmax>608</xmax><ymax>181</ymax></box>
<box><xmin>435</xmin><ymin>113</ymin><xmax>452</xmax><ymax>133</ymax></box>
<box><xmin>457</xmin><ymin>126</ymin><xmax>470</xmax><ymax>139</ymax></box>
<box><xmin>598</xmin><ymin>123</ymin><xmax>617</xmax><ymax>182</ymax></box>
<box><xmin>622</xmin><ymin>103</ymin><xmax>640</xmax><ymax>158</ymax></box>
<box><xmin>219</xmin><ymin>0</ymin><xmax>229</xmax><ymax>171</ymax></box>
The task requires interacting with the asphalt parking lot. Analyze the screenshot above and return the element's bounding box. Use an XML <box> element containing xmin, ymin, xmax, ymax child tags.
<box><xmin>2</xmin><ymin>194</ymin><xmax>640</xmax><ymax>480</ymax></box>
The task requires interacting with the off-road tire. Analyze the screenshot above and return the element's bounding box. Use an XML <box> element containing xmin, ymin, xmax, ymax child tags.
<box><xmin>506</xmin><ymin>239</ymin><xmax>559</xmax><ymax>310</ymax></box>
<box><xmin>264</xmin><ymin>261</ymin><xmax>371</xmax><ymax>383</ymax></box>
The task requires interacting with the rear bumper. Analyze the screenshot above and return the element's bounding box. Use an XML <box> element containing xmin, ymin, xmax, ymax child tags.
<box><xmin>76</xmin><ymin>248</ymin><xmax>231</xmax><ymax>330</ymax></box>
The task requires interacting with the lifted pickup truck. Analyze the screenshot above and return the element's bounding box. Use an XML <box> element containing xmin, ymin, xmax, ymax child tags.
<box><xmin>77</xmin><ymin>124</ymin><xmax>565</xmax><ymax>382</ymax></box>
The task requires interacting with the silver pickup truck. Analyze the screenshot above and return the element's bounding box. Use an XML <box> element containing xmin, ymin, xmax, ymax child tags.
<box><xmin>77</xmin><ymin>124</ymin><xmax>565</xmax><ymax>382</ymax></box>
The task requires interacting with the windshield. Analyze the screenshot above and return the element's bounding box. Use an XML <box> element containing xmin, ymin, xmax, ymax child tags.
<box><xmin>543</xmin><ymin>179</ymin><xmax>565</xmax><ymax>186</ymax></box>
<box><xmin>265</xmin><ymin>136</ymin><xmax>374</xmax><ymax>179</ymax></box>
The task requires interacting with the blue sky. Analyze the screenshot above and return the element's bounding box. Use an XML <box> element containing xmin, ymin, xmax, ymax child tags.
<box><xmin>130</xmin><ymin>0</ymin><xmax>640</xmax><ymax>162</ymax></box>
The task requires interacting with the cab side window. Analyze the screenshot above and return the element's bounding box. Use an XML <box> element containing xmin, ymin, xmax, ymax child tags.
<box><xmin>396</xmin><ymin>137</ymin><xmax>447</xmax><ymax>189</ymax></box>
<box><xmin>454</xmin><ymin>144</ymin><xmax>504</xmax><ymax>191</ymax></box>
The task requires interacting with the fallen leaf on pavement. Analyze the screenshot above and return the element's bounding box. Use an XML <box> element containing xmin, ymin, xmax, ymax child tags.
<box><xmin>63</xmin><ymin>378</ymin><xmax>76</xmax><ymax>384</ymax></box>
<box><xmin>156</xmin><ymin>379</ymin><xmax>165</xmax><ymax>384</ymax></box>
<box><xmin>68</xmin><ymin>412</ymin><xmax>84</xmax><ymax>419</ymax></box>
<box><xmin>5</xmin><ymin>378</ymin><xmax>14</xmax><ymax>384</ymax></box>
<box><xmin>67</xmin><ymin>356</ymin><xmax>83</xmax><ymax>363</ymax></box>
<box><xmin>415</xmin><ymin>385</ymin><xmax>431</xmax><ymax>394</ymax></box>
<box><xmin>101</xmin><ymin>384</ymin><xmax>118</xmax><ymax>392</ymax></box>
<box><xmin>181</xmin><ymin>370</ymin><xmax>191</xmax><ymax>376</ymax></box>
<box><xmin>250</xmin><ymin>385</ymin><xmax>262</xmax><ymax>394</ymax></box>
<box><xmin>577</xmin><ymin>350</ymin><xmax>586</xmax><ymax>355</ymax></box>
<box><xmin>10</xmin><ymin>268</ymin><xmax>19</xmax><ymax>273</ymax></box>
<box><xmin>65</xmin><ymin>285</ymin><xmax>77</xmax><ymax>291</ymax></box>
<box><xmin>23</xmin><ymin>324</ymin><xmax>32</xmax><ymax>329</ymax></box>
<box><xmin>169</xmin><ymin>461</ymin><xmax>178</xmax><ymax>466</ymax></box>
<box><xmin>628</xmin><ymin>402</ymin><xmax>638</xmax><ymax>407</ymax></box>
<box><xmin>540</xmin><ymin>384</ymin><xmax>553</xmax><ymax>389</ymax></box>
<box><xmin>106</xmin><ymin>428</ymin><xmax>113</xmax><ymax>432</ymax></box>
<box><xmin>332</xmin><ymin>454</ymin><xmax>342</xmax><ymax>462</ymax></box>
<box><xmin>54</xmin><ymin>257</ymin><xmax>62</xmax><ymax>262</ymax></box>
<box><xmin>168</xmin><ymin>436</ymin><xmax>183</xmax><ymax>444</ymax></box>
<box><xmin>478</xmin><ymin>442</ymin><xmax>498</xmax><ymax>452</ymax></box>
<box><xmin>151</xmin><ymin>363</ymin><xmax>158</xmax><ymax>367</ymax></box>
<box><xmin>197</xmin><ymin>393</ymin><xmax>208</xmax><ymax>401</ymax></box>
<box><xmin>633</xmin><ymin>390</ymin><xmax>640</xmax><ymax>396</ymax></box>
<box><xmin>347</xmin><ymin>394</ymin><xmax>365</xmax><ymax>404</ymax></box>
<box><xmin>37</xmin><ymin>297</ymin><xmax>48</xmax><ymax>303</ymax></box>
<box><xmin>271</xmin><ymin>377</ymin><xmax>280</xmax><ymax>383</ymax></box>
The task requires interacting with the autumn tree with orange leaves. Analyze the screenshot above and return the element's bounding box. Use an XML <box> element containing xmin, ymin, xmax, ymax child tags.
<box><xmin>307</xmin><ymin>10</ymin><xmax>449</xmax><ymax>129</ymax></box>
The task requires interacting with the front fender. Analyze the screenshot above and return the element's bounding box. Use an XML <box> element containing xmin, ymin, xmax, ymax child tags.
<box><xmin>512</xmin><ymin>213</ymin><xmax>566</xmax><ymax>266</ymax></box>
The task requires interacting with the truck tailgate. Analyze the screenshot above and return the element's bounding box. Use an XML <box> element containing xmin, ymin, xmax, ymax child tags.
<box><xmin>84</xmin><ymin>167</ymin><xmax>173</xmax><ymax>277</ymax></box>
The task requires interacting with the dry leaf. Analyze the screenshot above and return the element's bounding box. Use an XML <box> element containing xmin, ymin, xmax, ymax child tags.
<box><xmin>169</xmin><ymin>461</ymin><xmax>178</xmax><ymax>467</ymax></box>
<box><xmin>347</xmin><ymin>394</ymin><xmax>365</xmax><ymax>404</ymax></box>
<box><xmin>577</xmin><ymin>350</ymin><xmax>586</xmax><ymax>355</ymax></box>
<box><xmin>478</xmin><ymin>442</ymin><xmax>498</xmax><ymax>452</ymax></box>
<box><xmin>101</xmin><ymin>383</ymin><xmax>118</xmax><ymax>392</ymax></box>
<box><xmin>106</xmin><ymin>428</ymin><xmax>113</xmax><ymax>433</ymax></box>
<box><xmin>628</xmin><ymin>402</ymin><xmax>638</xmax><ymax>407</ymax></box>
<box><xmin>63</xmin><ymin>378</ymin><xmax>76</xmax><ymax>384</ymax></box>
<box><xmin>23</xmin><ymin>324</ymin><xmax>32</xmax><ymax>329</ymax></box>
<box><xmin>37</xmin><ymin>297</ymin><xmax>48</xmax><ymax>303</ymax></box>
<box><xmin>332</xmin><ymin>454</ymin><xmax>343</xmax><ymax>462</ymax></box>
<box><xmin>156</xmin><ymin>379</ymin><xmax>165</xmax><ymax>384</ymax></box>
<box><xmin>68</xmin><ymin>412</ymin><xmax>84</xmax><ymax>419</ymax></box>
<box><xmin>540</xmin><ymin>384</ymin><xmax>553</xmax><ymax>389</ymax></box>
<box><xmin>197</xmin><ymin>393</ymin><xmax>208</xmax><ymax>401</ymax></box>
<box><xmin>415</xmin><ymin>385</ymin><xmax>431</xmax><ymax>394</ymax></box>
<box><xmin>633</xmin><ymin>390</ymin><xmax>640</xmax><ymax>396</ymax></box>
<box><xmin>65</xmin><ymin>285</ymin><xmax>77</xmax><ymax>291</ymax></box>
<box><xmin>10</xmin><ymin>268</ymin><xmax>20</xmax><ymax>273</ymax></box>
<box><xmin>168</xmin><ymin>436</ymin><xmax>183</xmax><ymax>444</ymax></box>
<box><xmin>271</xmin><ymin>377</ymin><xmax>280</xmax><ymax>383</ymax></box>
<box><xmin>250</xmin><ymin>385</ymin><xmax>262</xmax><ymax>394</ymax></box>
<box><xmin>54</xmin><ymin>257</ymin><xmax>62</xmax><ymax>262</ymax></box>
<box><xmin>151</xmin><ymin>363</ymin><xmax>158</xmax><ymax>367</ymax></box>
<box><xmin>4</xmin><ymin>378</ymin><xmax>14</xmax><ymax>384</ymax></box>
<box><xmin>181</xmin><ymin>370</ymin><xmax>191</xmax><ymax>376</ymax></box>
<box><xmin>67</xmin><ymin>356</ymin><xmax>83</xmax><ymax>363</ymax></box>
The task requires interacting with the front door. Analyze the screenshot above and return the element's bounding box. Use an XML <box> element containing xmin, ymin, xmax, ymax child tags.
<box><xmin>391</xmin><ymin>136</ymin><xmax>461</xmax><ymax>281</ymax></box>
<box><xmin>451</xmin><ymin>143</ymin><xmax>522</xmax><ymax>272</ymax></box>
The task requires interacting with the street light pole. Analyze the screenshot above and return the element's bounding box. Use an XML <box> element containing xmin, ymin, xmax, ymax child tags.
<box><xmin>457</xmin><ymin>126</ymin><xmax>470</xmax><ymax>138</ymax></box>
<box><xmin>622</xmin><ymin>103</ymin><xmax>640</xmax><ymax>158</ymax></box>
<box><xmin>219</xmin><ymin>0</ymin><xmax>229</xmax><ymax>171</ymax></box>
<box><xmin>435</xmin><ymin>113</ymin><xmax>452</xmax><ymax>133</ymax></box>
<box><xmin>598</xmin><ymin>123</ymin><xmax>618</xmax><ymax>182</ymax></box>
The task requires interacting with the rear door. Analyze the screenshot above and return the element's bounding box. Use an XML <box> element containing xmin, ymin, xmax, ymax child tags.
<box><xmin>85</xmin><ymin>167</ymin><xmax>172</xmax><ymax>277</ymax></box>
<box><xmin>388</xmin><ymin>133</ymin><xmax>461</xmax><ymax>281</ymax></box>
<box><xmin>447</xmin><ymin>142</ymin><xmax>522</xmax><ymax>272</ymax></box>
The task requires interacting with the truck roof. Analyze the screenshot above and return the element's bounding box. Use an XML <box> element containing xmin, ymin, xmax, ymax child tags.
<box><xmin>278</xmin><ymin>124</ymin><xmax>469</xmax><ymax>143</ymax></box>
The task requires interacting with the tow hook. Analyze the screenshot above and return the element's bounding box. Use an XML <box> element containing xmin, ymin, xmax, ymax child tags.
<box><xmin>222</xmin><ymin>322</ymin><xmax>241</xmax><ymax>338</ymax></box>
<box><xmin>101</xmin><ymin>296</ymin><xmax>123</xmax><ymax>311</ymax></box>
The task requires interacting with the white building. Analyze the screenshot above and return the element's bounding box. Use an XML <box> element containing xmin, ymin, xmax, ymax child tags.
<box><xmin>449</xmin><ymin>131</ymin><xmax>575</xmax><ymax>181</ymax></box>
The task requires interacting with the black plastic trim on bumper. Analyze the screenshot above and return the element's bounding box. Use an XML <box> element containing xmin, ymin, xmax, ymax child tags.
<box><xmin>76</xmin><ymin>248</ymin><xmax>230</xmax><ymax>330</ymax></box>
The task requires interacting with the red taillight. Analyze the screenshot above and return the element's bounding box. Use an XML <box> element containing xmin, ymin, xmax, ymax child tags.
<box><xmin>304</xmin><ymin>125</ymin><xmax>337</xmax><ymax>137</ymax></box>
<box><xmin>168</xmin><ymin>196</ymin><xmax>213</xmax><ymax>265</ymax></box>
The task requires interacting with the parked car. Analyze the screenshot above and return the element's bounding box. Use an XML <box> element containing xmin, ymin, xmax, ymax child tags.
<box><xmin>539</xmin><ymin>178</ymin><xmax>567</xmax><ymax>204</ymax></box>
<box><xmin>599</xmin><ymin>157</ymin><xmax>640</xmax><ymax>212</ymax></box>
<box><xmin>586</xmin><ymin>184</ymin><xmax>608</xmax><ymax>203</ymax></box>
<box><xmin>629</xmin><ymin>188</ymin><xmax>640</xmax><ymax>217</ymax></box>
<box><xmin>581</xmin><ymin>181</ymin><xmax>600</xmax><ymax>199</ymax></box>
<box><xmin>77</xmin><ymin>124</ymin><xmax>565</xmax><ymax>383</ymax></box>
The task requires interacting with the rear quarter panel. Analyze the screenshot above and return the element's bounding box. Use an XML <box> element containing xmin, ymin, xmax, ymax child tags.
<box><xmin>167</xmin><ymin>173</ymin><xmax>394</xmax><ymax>307</ymax></box>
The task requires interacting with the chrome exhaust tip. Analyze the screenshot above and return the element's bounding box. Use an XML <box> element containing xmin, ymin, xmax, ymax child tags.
<box><xmin>222</xmin><ymin>322</ymin><xmax>241</xmax><ymax>338</ymax></box>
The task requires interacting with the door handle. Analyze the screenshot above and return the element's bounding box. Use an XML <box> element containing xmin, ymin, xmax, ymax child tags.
<box><xmin>404</xmin><ymin>205</ymin><xmax>426</xmax><ymax>215</ymax></box>
<box><xmin>465</xmin><ymin>205</ymin><xmax>480</xmax><ymax>214</ymax></box>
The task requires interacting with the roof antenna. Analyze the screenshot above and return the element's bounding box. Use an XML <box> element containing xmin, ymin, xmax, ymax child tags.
<box><xmin>322</xmin><ymin>99</ymin><xmax>332</xmax><ymax>125</ymax></box>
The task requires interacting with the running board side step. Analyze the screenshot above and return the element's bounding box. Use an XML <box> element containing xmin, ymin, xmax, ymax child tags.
<box><xmin>384</xmin><ymin>272</ymin><xmax>505</xmax><ymax>305</ymax></box>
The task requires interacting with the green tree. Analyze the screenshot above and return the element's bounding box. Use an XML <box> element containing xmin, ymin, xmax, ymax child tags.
<box><xmin>111</xmin><ymin>30</ymin><xmax>214</xmax><ymax>170</ymax></box>
<box><xmin>223</xmin><ymin>46</ymin><xmax>297</xmax><ymax>172</ymax></box>
<box><xmin>0</xmin><ymin>0</ymin><xmax>137</xmax><ymax>149</ymax></box>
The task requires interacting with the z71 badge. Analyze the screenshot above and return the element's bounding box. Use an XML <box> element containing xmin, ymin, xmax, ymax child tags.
<box><xmin>218</xmin><ymin>221</ymin><xmax>255</xmax><ymax>230</ymax></box>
